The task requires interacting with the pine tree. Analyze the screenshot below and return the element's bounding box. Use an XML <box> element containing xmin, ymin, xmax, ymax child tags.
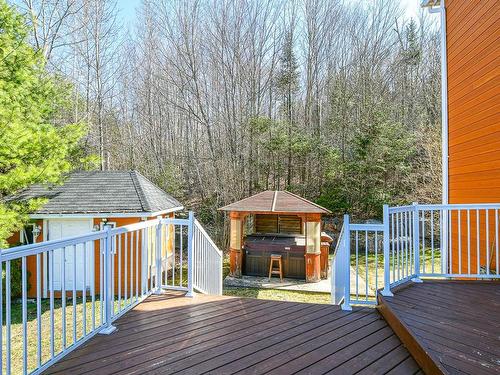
<box><xmin>0</xmin><ymin>0</ymin><xmax>85</xmax><ymax>246</ymax></box>
<box><xmin>275</xmin><ymin>30</ymin><xmax>299</xmax><ymax>189</ymax></box>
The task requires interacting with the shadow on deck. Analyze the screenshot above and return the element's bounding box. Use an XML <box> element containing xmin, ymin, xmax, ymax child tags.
<box><xmin>378</xmin><ymin>280</ymin><xmax>500</xmax><ymax>375</ymax></box>
<box><xmin>43</xmin><ymin>292</ymin><xmax>420</xmax><ymax>374</ymax></box>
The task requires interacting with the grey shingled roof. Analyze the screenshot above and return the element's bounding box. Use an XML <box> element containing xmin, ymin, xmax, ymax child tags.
<box><xmin>5</xmin><ymin>171</ymin><xmax>183</xmax><ymax>215</ymax></box>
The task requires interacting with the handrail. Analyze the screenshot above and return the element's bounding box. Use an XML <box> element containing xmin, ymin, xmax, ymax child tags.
<box><xmin>0</xmin><ymin>211</ymin><xmax>220</xmax><ymax>374</ymax></box>
<box><xmin>330</xmin><ymin>202</ymin><xmax>500</xmax><ymax>309</ymax></box>
<box><xmin>331</xmin><ymin>219</ymin><xmax>351</xmax><ymax>309</ymax></box>
<box><xmin>192</xmin><ymin>218</ymin><xmax>223</xmax><ymax>295</ymax></box>
<box><xmin>332</xmin><ymin>222</ymin><xmax>345</xmax><ymax>258</ymax></box>
<box><xmin>194</xmin><ymin>219</ymin><xmax>223</xmax><ymax>257</ymax></box>
<box><xmin>0</xmin><ymin>231</ymin><xmax>107</xmax><ymax>260</ymax></box>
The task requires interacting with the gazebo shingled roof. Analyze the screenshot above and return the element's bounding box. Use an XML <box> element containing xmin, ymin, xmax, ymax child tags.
<box><xmin>219</xmin><ymin>190</ymin><xmax>331</xmax><ymax>214</ymax></box>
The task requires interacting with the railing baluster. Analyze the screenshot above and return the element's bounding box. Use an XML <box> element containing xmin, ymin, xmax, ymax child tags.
<box><xmin>130</xmin><ymin>232</ymin><xmax>134</xmax><ymax>301</ymax></box>
<box><xmin>391</xmin><ymin>212</ymin><xmax>395</xmax><ymax>284</ymax></box>
<box><xmin>125</xmin><ymin>232</ymin><xmax>128</xmax><ymax>306</ymax></box>
<box><xmin>118</xmin><ymin>233</ymin><xmax>121</xmax><ymax>313</ymax></box>
<box><xmin>343</xmin><ymin>214</ymin><xmax>351</xmax><ymax>310</ymax></box>
<box><xmin>422</xmin><ymin>210</ymin><xmax>426</xmax><ymax>274</ymax></box>
<box><xmin>355</xmin><ymin>230</ymin><xmax>359</xmax><ymax>300</ymax></box>
<box><xmin>405</xmin><ymin>211</ymin><xmax>408</xmax><ymax>278</ymax></box>
<box><xmin>135</xmin><ymin>230</ymin><xmax>139</xmax><ymax>301</ymax></box>
<box><xmin>448</xmin><ymin>209</ymin><xmax>452</xmax><ymax>274</ymax></box>
<box><xmin>36</xmin><ymin>252</ymin><xmax>42</xmax><ymax>367</ymax></box>
<box><xmin>396</xmin><ymin>212</ymin><xmax>400</xmax><ymax>281</ymax></box>
<box><xmin>375</xmin><ymin>231</ymin><xmax>379</xmax><ymax>291</ymax></box>
<box><xmin>467</xmin><ymin>210</ymin><xmax>471</xmax><ymax>274</ymax></box>
<box><xmin>365</xmin><ymin>231</ymin><xmax>368</xmax><ymax>301</ymax></box>
<box><xmin>180</xmin><ymin>225</ymin><xmax>184</xmax><ymax>287</ymax></box>
<box><xmin>62</xmin><ymin>246</ymin><xmax>66</xmax><ymax>349</ymax></box>
<box><xmin>476</xmin><ymin>209</ymin><xmax>480</xmax><ymax>274</ymax></box>
<box><xmin>431</xmin><ymin>210</ymin><xmax>434</xmax><ymax>273</ymax></box>
<box><xmin>486</xmin><ymin>209</ymin><xmax>489</xmax><ymax>275</ymax></box>
<box><xmin>99</xmin><ymin>239</ymin><xmax>104</xmax><ymax>325</ymax></box>
<box><xmin>6</xmin><ymin>260</ymin><xmax>11</xmax><ymax>374</ymax></box>
<box><xmin>458</xmin><ymin>210</ymin><xmax>462</xmax><ymax>274</ymax></box>
<box><xmin>49</xmin><ymin>251</ymin><xmax>54</xmax><ymax>359</ymax></box>
<box><xmin>83</xmin><ymin>242</ymin><xmax>87</xmax><ymax>337</ymax></box>
<box><xmin>91</xmin><ymin>240</ymin><xmax>96</xmax><ymax>331</ymax></box>
<box><xmin>22</xmin><ymin>256</ymin><xmax>27</xmax><ymax>375</ymax></box>
<box><xmin>73</xmin><ymin>244</ymin><xmax>77</xmax><ymax>344</ymax></box>
<box><xmin>496</xmin><ymin>209</ymin><xmax>499</xmax><ymax>274</ymax></box>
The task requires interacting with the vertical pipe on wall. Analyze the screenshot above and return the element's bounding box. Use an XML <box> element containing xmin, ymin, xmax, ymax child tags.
<box><xmin>428</xmin><ymin>0</ymin><xmax>449</xmax><ymax>271</ymax></box>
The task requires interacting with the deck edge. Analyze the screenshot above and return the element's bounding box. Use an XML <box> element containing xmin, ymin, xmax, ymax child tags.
<box><xmin>377</xmin><ymin>292</ymin><xmax>447</xmax><ymax>375</ymax></box>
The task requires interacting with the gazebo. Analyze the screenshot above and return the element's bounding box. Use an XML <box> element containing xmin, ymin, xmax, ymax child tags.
<box><xmin>219</xmin><ymin>191</ymin><xmax>332</xmax><ymax>282</ymax></box>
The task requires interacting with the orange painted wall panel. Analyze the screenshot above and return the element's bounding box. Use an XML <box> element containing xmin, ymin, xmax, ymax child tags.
<box><xmin>447</xmin><ymin>0</ymin><xmax>500</xmax><ymax>203</ymax></box>
<box><xmin>446</xmin><ymin>0</ymin><xmax>500</xmax><ymax>273</ymax></box>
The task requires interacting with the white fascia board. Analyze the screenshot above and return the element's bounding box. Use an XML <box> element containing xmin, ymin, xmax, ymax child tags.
<box><xmin>29</xmin><ymin>206</ymin><xmax>184</xmax><ymax>219</ymax></box>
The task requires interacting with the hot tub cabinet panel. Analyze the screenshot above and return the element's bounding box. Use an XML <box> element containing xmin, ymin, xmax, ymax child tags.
<box><xmin>243</xmin><ymin>235</ymin><xmax>306</xmax><ymax>279</ymax></box>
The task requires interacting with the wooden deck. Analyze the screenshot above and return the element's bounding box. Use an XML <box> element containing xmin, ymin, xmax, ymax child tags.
<box><xmin>44</xmin><ymin>292</ymin><xmax>420</xmax><ymax>375</ymax></box>
<box><xmin>378</xmin><ymin>280</ymin><xmax>500</xmax><ymax>375</ymax></box>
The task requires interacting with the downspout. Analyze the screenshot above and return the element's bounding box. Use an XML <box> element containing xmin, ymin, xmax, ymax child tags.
<box><xmin>429</xmin><ymin>1</ymin><xmax>448</xmax><ymax>205</ymax></box>
<box><xmin>428</xmin><ymin>0</ymin><xmax>449</xmax><ymax>273</ymax></box>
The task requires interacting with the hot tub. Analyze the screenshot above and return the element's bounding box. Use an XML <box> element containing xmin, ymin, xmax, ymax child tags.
<box><xmin>243</xmin><ymin>234</ymin><xmax>306</xmax><ymax>279</ymax></box>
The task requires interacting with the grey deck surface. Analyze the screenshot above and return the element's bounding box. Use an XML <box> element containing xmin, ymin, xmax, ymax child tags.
<box><xmin>380</xmin><ymin>281</ymin><xmax>500</xmax><ymax>375</ymax></box>
<box><xmin>44</xmin><ymin>291</ymin><xmax>420</xmax><ymax>374</ymax></box>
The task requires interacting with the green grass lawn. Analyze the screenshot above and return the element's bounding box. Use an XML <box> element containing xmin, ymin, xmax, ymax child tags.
<box><xmin>2</xmin><ymin>294</ymin><xmax>145</xmax><ymax>374</ymax></box>
<box><xmin>351</xmin><ymin>248</ymin><xmax>442</xmax><ymax>292</ymax></box>
<box><xmin>3</xmin><ymin>297</ymin><xmax>104</xmax><ymax>374</ymax></box>
<box><xmin>223</xmin><ymin>287</ymin><xmax>331</xmax><ymax>304</ymax></box>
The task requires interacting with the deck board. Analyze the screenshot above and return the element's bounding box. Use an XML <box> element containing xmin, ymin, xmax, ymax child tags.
<box><xmin>44</xmin><ymin>292</ymin><xmax>420</xmax><ymax>375</ymax></box>
<box><xmin>378</xmin><ymin>280</ymin><xmax>500</xmax><ymax>375</ymax></box>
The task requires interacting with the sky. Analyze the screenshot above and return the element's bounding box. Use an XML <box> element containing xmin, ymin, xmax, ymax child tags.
<box><xmin>117</xmin><ymin>0</ymin><xmax>423</xmax><ymax>28</ymax></box>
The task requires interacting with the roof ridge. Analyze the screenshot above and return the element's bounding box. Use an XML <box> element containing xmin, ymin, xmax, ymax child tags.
<box><xmin>271</xmin><ymin>191</ymin><xmax>278</xmax><ymax>212</ymax></box>
<box><xmin>130</xmin><ymin>171</ymin><xmax>151</xmax><ymax>212</ymax></box>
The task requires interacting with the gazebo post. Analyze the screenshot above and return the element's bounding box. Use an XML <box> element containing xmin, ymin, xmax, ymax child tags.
<box><xmin>305</xmin><ymin>213</ymin><xmax>321</xmax><ymax>282</ymax></box>
<box><xmin>229</xmin><ymin>211</ymin><xmax>243</xmax><ymax>277</ymax></box>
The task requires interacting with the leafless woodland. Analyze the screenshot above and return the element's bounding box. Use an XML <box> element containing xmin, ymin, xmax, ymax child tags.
<box><xmin>16</xmin><ymin>0</ymin><xmax>442</xmax><ymax>243</ymax></box>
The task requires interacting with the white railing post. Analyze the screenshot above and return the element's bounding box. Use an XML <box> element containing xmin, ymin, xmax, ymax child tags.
<box><xmin>381</xmin><ymin>204</ymin><xmax>394</xmax><ymax>297</ymax></box>
<box><xmin>100</xmin><ymin>225</ymin><xmax>116</xmax><ymax>334</ymax></box>
<box><xmin>342</xmin><ymin>214</ymin><xmax>352</xmax><ymax>311</ymax></box>
<box><xmin>154</xmin><ymin>216</ymin><xmax>162</xmax><ymax>294</ymax></box>
<box><xmin>186</xmin><ymin>211</ymin><xmax>195</xmax><ymax>297</ymax></box>
<box><xmin>412</xmin><ymin>202</ymin><xmax>423</xmax><ymax>283</ymax></box>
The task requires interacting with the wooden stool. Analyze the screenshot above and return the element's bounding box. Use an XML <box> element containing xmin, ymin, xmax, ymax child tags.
<box><xmin>268</xmin><ymin>254</ymin><xmax>283</xmax><ymax>282</ymax></box>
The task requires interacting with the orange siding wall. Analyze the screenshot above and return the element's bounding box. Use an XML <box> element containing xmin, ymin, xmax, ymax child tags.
<box><xmin>447</xmin><ymin>0</ymin><xmax>500</xmax><ymax>203</ymax></box>
<box><xmin>446</xmin><ymin>0</ymin><xmax>500</xmax><ymax>273</ymax></box>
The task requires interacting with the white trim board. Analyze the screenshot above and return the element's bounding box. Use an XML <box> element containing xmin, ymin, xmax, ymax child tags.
<box><xmin>29</xmin><ymin>206</ymin><xmax>184</xmax><ymax>219</ymax></box>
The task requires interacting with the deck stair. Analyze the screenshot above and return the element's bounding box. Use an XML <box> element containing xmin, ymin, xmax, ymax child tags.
<box><xmin>377</xmin><ymin>280</ymin><xmax>500</xmax><ymax>375</ymax></box>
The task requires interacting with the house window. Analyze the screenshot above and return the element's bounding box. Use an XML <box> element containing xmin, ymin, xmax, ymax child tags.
<box><xmin>20</xmin><ymin>224</ymin><xmax>35</xmax><ymax>244</ymax></box>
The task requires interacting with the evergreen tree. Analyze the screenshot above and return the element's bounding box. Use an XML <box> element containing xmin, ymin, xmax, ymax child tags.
<box><xmin>275</xmin><ymin>30</ymin><xmax>299</xmax><ymax>189</ymax></box>
<box><xmin>0</xmin><ymin>0</ymin><xmax>85</xmax><ymax>247</ymax></box>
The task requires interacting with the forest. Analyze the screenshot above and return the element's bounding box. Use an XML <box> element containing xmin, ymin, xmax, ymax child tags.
<box><xmin>0</xmin><ymin>0</ymin><xmax>442</xmax><ymax>246</ymax></box>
